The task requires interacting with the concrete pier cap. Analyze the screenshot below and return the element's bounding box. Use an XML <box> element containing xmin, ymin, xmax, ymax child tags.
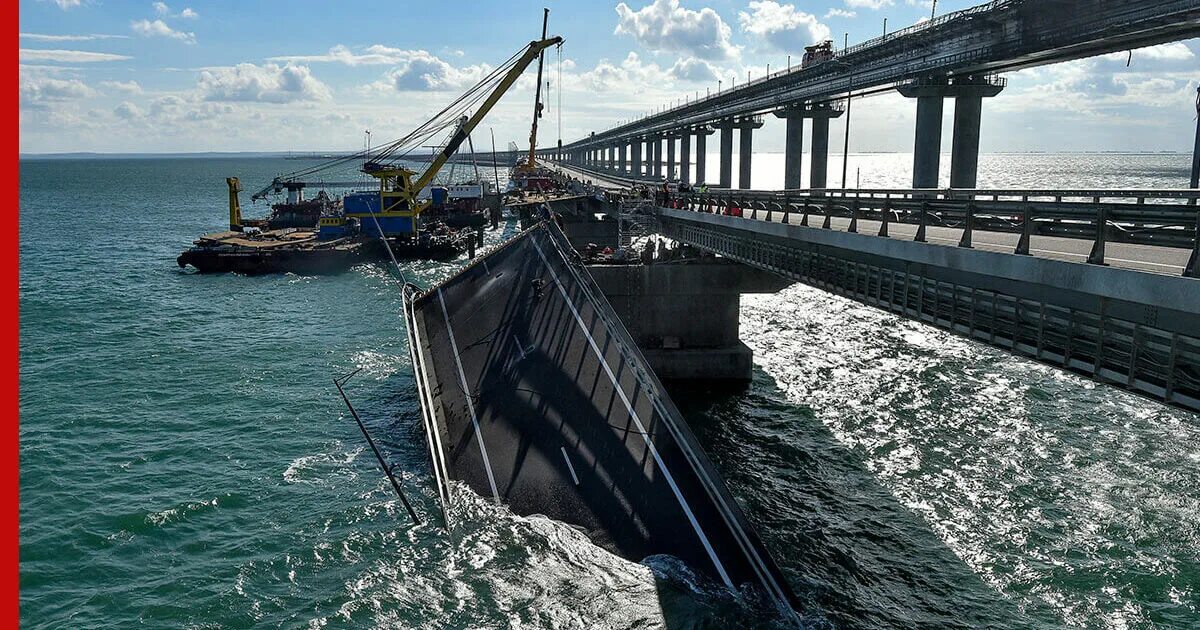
<box><xmin>899</xmin><ymin>74</ymin><xmax>1005</xmax><ymax>190</ymax></box>
<box><xmin>774</xmin><ymin>103</ymin><xmax>845</xmax><ymax>189</ymax></box>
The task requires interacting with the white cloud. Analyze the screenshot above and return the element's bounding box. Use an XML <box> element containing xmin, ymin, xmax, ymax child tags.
<box><xmin>19</xmin><ymin>49</ymin><xmax>132</xmax><ymax>63</ymax></box>
<box><xmin>357</xmin><ymin>49</ymin><xmax>491</xmax><ymax>91</ymax></box>
<box><xmin>738</xmin><ymin>1</ymin><xmax>831</xmax><ymax>52</ymax></box>
<box><xmin>614</xmin><ymin>0</ymin><xmax>738</xmax><ymax>61</ymax></box>
<box><xmin>577</xmin><ymin>52</ymin><xmax>661</xmax><ymax>92</ymax></box>
<box><xmin>153</xmin><ymin>3</ymin><xmax>198</xmax><ymax>19</ymax></box>
<box><xmin>20</xmin><ymin>33</ymin><xmax>129</xmax><ymax>41</ymax></box>
<box><xmin>114</xmin><ymin>101</ymin><xmax>144</xmax><ymax>120</ymax></box>
<box><xmin>1103</xmin><ymin>42</ymin><xmax>1194</xmax><ymax>63</ymax></box>
<box><xmin>100</xmin><ymin>80</ymin><xmax>143</xmax><ymax>94</ymax></box>
<box><xmin>826</xmin><ymin>8</ymin><xmax>856</xmax><ymax>18</ymax></box>
<box><xmin>196</xmin><ymin>63</ymin><xmax>332</xmax><ymax>103</ymax></box>
<box><xmin>668</xmin><ymin>57</ymin><xmax>719</xmax><ymax>82</ymax></box>
<box><xmin>848</xmin><ymin>0</ymin><xmax>893</xmax><ymax>8</ymax></box>
<box><xmin>20</xmin><ymin>71</ymin><xmax>95</xmax><ymax>108</ymax></box>
<box><xmin>41</xmin><ymin>0</ymin><xmax>84</xmax><ymax>9</ymax></box>
<box><xmin>131</xmin><ymin>19</ymin><xmax>196</xmax><ymax>44</ymax></box>
<box><xmin>270</xmin><ymin>44</ymin><xmax>405</xmax><ymax>66</ymax></box>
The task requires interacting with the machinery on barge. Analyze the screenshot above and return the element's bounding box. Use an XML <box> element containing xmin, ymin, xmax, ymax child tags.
<box><xmin>178</xmin><ymin>31</ymin><xmax>564</xmax><ymax>274</ymax></box>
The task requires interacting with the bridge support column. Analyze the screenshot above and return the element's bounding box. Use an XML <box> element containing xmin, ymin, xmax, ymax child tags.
<box><xmin>666</xmin><ymin>134</ymin><xmax>677</xmax><ymax>181</ymax></box>
<box><xmin>736</xmin><ymin>117</ymin><xmax>764</xmax><ymax>189</ymax></box>
<box><xmin>774</xmin><ymin>108</ymin><xmax>805</xmax><ymax>189</ymax></box>
<box><xmin>680</xmin><ymin>132</ymin><xmax>691</xmax><ymax>184</ymax></box>
<box><xmin>589</xmin><ymin>261</ymin><xmax>791</xmax><ymax>382</ymax></box>
<box><xmin>632</xmin><ymin>140</ymin><xmax>642</xmax><ymax>177</ymax></box>
<box><xmin>657</xmin><ymin>135</ymin><xmax>667</xmax><ymax>177</ymax></box>
<box><xmin>716</xmin><ymin>119</ymin><xmax>734</xmax><ymax>188</ymax></box>
<box><xmin>618</xmin><ymin>142</ymin><xmax>627</xmax><ymax>174</ymax></box>
<box><xmin>806</xmin><ymin>104</ymin><xmax>843</xmax><ymax>190</ymax></box>
<box><xmin>900</xmin><ymin>76</ymin><xmax>1004</xmax><ymax>189</ymax></box>
<box><xmin>1191</xmin><ymin>85</ymin><xmax>1199</xmax><ymax>190</ymax></box>
<box><xmin>694</xmin><ymin>126</ymin><xmax>713</xmax><ymax>186</ymax></box>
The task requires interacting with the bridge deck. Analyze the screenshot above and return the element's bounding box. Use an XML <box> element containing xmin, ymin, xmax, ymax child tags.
<box><xmin>551</xmin><ymin>163</ymin><xmax>1195</xmax><ymax>276</ymax></box>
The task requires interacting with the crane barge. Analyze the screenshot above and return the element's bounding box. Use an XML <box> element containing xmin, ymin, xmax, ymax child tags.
<box><xmin>178</xmin><ymin>32</ymin><xmax>563</xmax><ymax>274</ymax></box>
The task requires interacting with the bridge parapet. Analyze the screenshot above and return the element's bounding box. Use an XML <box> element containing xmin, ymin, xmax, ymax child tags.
<box><xmin>655</xmin><ymin>206</ymin><xmax>1200</xmax><ymax>413</ymax></box>
<box><xmin>671</xmin><ymin>187</ymin><xmax>1200</xmax><ymax>273</ymax></box>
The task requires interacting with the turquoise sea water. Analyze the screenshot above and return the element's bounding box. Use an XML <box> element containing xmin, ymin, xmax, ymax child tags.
<box><xmin>20</xmin><ymin>155</ymin><xmax>1200</xmax><ymax>628</ymax></box>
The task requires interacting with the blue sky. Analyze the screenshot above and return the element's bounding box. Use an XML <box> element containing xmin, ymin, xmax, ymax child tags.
<box><xmin>19</xmin><ymin>0</ymin><xmax>1200</xmax><ymax>154</ymax></box>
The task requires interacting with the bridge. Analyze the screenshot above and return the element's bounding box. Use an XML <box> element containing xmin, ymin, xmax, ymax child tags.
<box><xmin>542</xmin><ymin>156</ymin><xmax>1200</xmax><ymax>414</ymax></box>
<box><xmin>539</xmin><ymin>0</ymin><xmax>1200</xmax><ymax>192</ymax></box>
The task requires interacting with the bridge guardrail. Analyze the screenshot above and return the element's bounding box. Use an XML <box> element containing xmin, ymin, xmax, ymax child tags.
<box><xmin>666</xmin><ymin>188</ymin><xmax>1200</xmax><ymax>277</ymax></box>
<box><xmin>552</xmin><ymin>160</ymin><xmax>1200</xmax><ymax>277</ymax></box>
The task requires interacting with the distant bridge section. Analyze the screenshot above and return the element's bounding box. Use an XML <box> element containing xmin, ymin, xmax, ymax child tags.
<box><xmin>544</xmin><ymin>0</ymin><xmax>1200</xmax><ymax>192</ymax></box>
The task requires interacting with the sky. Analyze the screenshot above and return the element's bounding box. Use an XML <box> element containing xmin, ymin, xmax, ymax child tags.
<box><xmin>18</xmin><ymin>0</ymin><xmax>1200</xmax><ymax>155</ymax></box>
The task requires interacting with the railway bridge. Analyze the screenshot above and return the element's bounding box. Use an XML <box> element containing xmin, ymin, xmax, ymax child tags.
<box><xmin>539</xmin><ymin>0</ymin><xmax>1200</xmax><ymax>192</ymax></box>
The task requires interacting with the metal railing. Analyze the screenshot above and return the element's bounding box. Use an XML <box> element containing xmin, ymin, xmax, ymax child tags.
<box><xmin>667</xmin><ymin>187</ymin><xmax>1200</xmax><ymax>276</ymax></box>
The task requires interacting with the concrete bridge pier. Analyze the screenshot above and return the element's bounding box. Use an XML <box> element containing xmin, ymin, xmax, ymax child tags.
<box><xmin>652</xmin><ymin>135</ymin><xmax>663</xmax><ymax>178</ymax></box>
<box><xmin>618</xmin><ymin>142</ymin><xmax>627</xmax><ymax>174</ymax></box>
<box><xmin>774</xmin><ymin>107</ymin><xmax>806</xmax><ymax>189</ymax></box>
<box><xmin>808</xmin><ymin>105</ymin><xmax>842</xmax><ymax>189</ymax></box>
<box><xmin>1190</xmin><ymin>85</ymin><xmax>1199</xmax><ymax>190</ymax></box>
<box><xmin>632</xmin><ymin>139</ymin><xmax>643</xmax><ymax>176</ymax></box>
<box><xmin>716</xmin><ymin>119</ymin><xmax>735</xmax><ymax>188</ymax></box>
<box><xmin>694</xmin><ymin>126</ymin><xmax>714</xmax><ymax>186</ymax></box>
<box><xmin>899</xmin><ymin>76</ymin><xmax>1004</xmax><ymax>189</ymax></box>
<box><xmin>737</xmin><ymin>117</ymin><xmax>764</xmax><ymax>190</ymax></box>
<box><xmin>666</xmin><ymin>133</ymin><xmax>677</xmax><ymax>181</ymax></box>
<box><xmin>588</xmin><ymin>260</ymin><xmax>792</xmax><ymax>381</ymax></box>
<box><xmin>680</xmin><ymin>131</ymin><xmax>691</xmax><ymax>184</ymax></box>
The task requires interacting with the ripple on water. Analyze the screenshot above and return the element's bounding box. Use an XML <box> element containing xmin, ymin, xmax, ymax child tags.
<box><xmin>737</xmin><ymin>284</ymin><xmax>1200</xmax><ymax>628</ymax></box>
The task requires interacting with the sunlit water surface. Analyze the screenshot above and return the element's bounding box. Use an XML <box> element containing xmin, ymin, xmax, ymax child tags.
<box><xmin>20</xmin><ymin>154</ymin><xmax>1199</xmax><ymax>628</ymax></box>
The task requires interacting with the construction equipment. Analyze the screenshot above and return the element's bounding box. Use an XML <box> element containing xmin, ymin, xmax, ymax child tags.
<box><xmin>353</xmin><ymin>32</ymin><xmax>562</xmax><ymax>235</ymax></box>
<box><xmin>227</xmin><ymin>177</ymin><xmax>243</xmax><ymax>231</ymax></box>
<box><xmin>527</xmin><ymin>9</ymin><xmax>551</xmax><ymax>171</ymax></box>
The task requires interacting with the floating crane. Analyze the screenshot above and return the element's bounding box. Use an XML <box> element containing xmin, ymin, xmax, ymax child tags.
<box><xmin>350</xmin><ymin>32</ymin><xmax>562</xmax><ymax>237</ymax></box>
<box><xmin>229</xmin><ymin>30</ymin><xmax>564</xmax><ymax>238</ymax></box>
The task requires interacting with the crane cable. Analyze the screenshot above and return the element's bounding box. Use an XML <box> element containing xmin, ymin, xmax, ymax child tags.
<box><xmin>275</xmin><ymin>46</ymin><xmax>527</xmax><ymax>182</ymax></box>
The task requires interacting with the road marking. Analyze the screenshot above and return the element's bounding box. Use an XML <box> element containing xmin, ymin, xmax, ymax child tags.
<box><xmin>437</xmin><ymin>288</ymin><xmax>501</xmax><ymax>505</ymax></box>
<box><xmin>529</xmin><ymin>234</ymin><xmax>735</xmax><ymax>592</ymax></box>
<box><xmin>560</xmin><ymin>447</ymin><xmax>580</xmax><ymax>486</ymax></box>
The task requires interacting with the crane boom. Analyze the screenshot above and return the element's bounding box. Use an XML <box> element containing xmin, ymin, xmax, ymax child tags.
<box><xmin>409</xmin><ymin>35</ymin><xmax>562</xmax><ymax>197</ymax></box>
<box><xmin>526</xmin><ymin>8</ymin><xmax>550</xmax><ymax>170</ymax></box>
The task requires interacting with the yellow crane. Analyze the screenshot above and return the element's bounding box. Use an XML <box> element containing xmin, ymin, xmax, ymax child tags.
<box><xmin>356</xmin><ymin>32</ymin><xmax>563</xmax><ymax>235</ymax></box>
<box><xmin>227</xmin><ymin>31</ymin><xmax>563</xmax><ymax>238</ymax></box>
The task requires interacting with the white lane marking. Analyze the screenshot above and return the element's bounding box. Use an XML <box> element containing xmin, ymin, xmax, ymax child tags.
<box><xmin>437</xmin><ymin>288</ymin><xmax>502</xmax><ymax>505</ymax></box>
<box><xmin>923</xmin><ymin>234</ymin><xmax>1184</xmax><ymax>269</ymax></box>
<box><xmin>530</xmin><ymin>236</ymin><xmax>735</xmax><ymax>591</ymax></box>
<box><xmin>560</xmin><ymin>447</ymin><xmax>580</xmax><ymax>486</ymax></box>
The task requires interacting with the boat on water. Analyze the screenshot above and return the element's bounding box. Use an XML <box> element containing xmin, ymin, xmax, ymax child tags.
<box><xmin>240</xmin><ymin>189</ymin><xmax>342</xmax><ymax>230</ymax></box>
<box><xmin>177</xmin><ymin>176</ymin><xmax>475</xmax><ymax>274</ymax></box>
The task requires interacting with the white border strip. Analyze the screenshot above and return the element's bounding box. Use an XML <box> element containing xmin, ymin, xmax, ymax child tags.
<box><xmin>437</xmin><ymin>288</ymin><xmax>502</xmax><ymax>505</ymax></box>
<box><xmin>560</xmin><ymin>447</ymin><xmax>581</xmax><ymax>486</ymax></box>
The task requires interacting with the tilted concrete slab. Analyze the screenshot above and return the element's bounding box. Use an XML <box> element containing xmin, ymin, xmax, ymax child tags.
<box><xmin>403</xmin><ymin>221</ymin><xmax>800</xmax><ymax>616</ymax></box>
